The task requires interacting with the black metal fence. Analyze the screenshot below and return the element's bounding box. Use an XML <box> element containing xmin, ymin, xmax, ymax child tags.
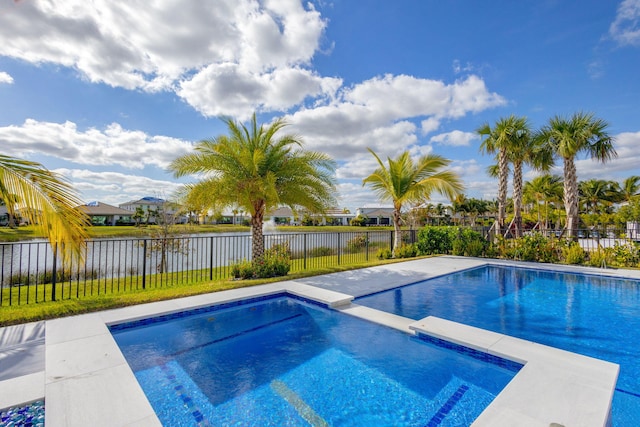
<box><xmin>0</xmin><ymin>230</ymin><xmax>417</xmax><ymax>307</ymax></box>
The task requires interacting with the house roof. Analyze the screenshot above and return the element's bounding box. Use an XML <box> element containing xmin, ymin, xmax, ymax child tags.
<box><xmin>79</xmin><ymin>202</ymin><xmax>132</xmax><ymax>216</ymax></box>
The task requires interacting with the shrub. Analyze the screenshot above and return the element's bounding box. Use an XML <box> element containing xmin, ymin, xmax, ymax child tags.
<box><xmin>350</xmin><ymin>215</ymin><xmax>369</xmax><ymax>227</ymax></box>
<box><xmin>345</xmin><ymin>234</ymin><xmax>368</xmax><ymax>253</ymax></box>
<box><xmin>608</xmin><ymin>242</ymin><xmax>640</xmax><ymax>267</ymax></box>
<box><xmin>377</xmin><ymin>248</ymin><xmax>392</xmax><ymax>260</ymax></box>
<box><xmin>499</xmin><ymin>233</ymin><xmax>561</xmax><ymax>263</ymax></box>
<box><xmin>452</xmin><ymin>228</ymin><xmax>487</xmax><ymax>257</ymax></box>
<box><xmin>587</xmin><ymin>249</ymin><xmax>608</xmax><ymax>268</ymax></box>
<box><xmin>394</xmin><ymin>244</ymin><xmax>417</xmax><ymax>258</ymax></box>
<box><xmin>230</xmin><ymin>243</ymin><xmax>292</xmax><ymax>279</ymax></box>
<box><xmin>416</xmin><ymin>226</ymin><xmax>457</xmax><ymax>255</ymax></box>
<box><xmin>562</xmin><ymin>242</ymin><xmax>586</xmax><ymax>265</ymax></box>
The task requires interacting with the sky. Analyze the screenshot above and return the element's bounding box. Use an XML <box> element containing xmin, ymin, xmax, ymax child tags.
<box><xmin>1</xmin><ymin>0</ymin><xmax>639</xmax><ymax>212</ymax></box>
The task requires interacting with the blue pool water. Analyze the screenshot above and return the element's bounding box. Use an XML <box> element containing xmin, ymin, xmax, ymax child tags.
<box><xmin>356</xmin><ymin>265</ymin><xmax>640</xmax><ymax>426</ymax></box>
<box><xmin>111</xmin><ymin>296</ymin><xmax>519</xmax><ymax>426</ymax></box>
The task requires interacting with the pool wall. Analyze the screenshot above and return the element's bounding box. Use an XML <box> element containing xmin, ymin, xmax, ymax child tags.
<box><xmin>0</xmin><ymin>256</ymin><xmax>626</xmax><ymax>427</ymax></box>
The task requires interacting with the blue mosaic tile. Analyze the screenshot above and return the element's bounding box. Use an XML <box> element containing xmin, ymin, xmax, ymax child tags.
<box><xmin>425</xmin><ymin>385</ymin><xmax>469</xmax><ymax>427</ymax></box>
<box><xmin>110</xmin><ymin>292</ymin><xmax>329</xmax><ymax>332</ymax></box>
<box><xmin>415</xmin><ymin>333</ymin><xmax>523</xmax><ymax>373</ymax></box>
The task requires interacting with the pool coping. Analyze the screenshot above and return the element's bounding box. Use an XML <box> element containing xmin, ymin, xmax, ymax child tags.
<box><xmin>0</xmin><ymin>256</ymin><xmax>629</xmax><ymax>426</ymax></box>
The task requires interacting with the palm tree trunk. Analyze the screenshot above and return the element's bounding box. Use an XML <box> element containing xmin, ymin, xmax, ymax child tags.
<box><xmin>513</xmin><ymin>161</ymin><xmax>523</xmax><ymax>238</ymax></box>
<box><xmin>563</xmin><ymin>157</ymin><xmax>579</xmax><ymax>238</ymax></box>
<box><xmin>392</xmin><ymin>208</ymin><xmax>402</xmax><ymax>257</ymax></box>
<box><xmin>497</xmin><ymin>148</ymin><xmax>508</xmax><ymax>236</ymax></box>
<box><xmin>251</xmin><ymin>201</ymin><xmax>266</xmax><ymax>261</ymax></box>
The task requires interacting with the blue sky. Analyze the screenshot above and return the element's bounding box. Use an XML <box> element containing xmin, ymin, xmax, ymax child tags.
<box><xmin>1</xmin><ymin>0</ymin><xmax>639</xmax><ymax>212</ymax></box>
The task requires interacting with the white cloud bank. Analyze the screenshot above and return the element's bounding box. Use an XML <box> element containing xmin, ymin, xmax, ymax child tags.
<box><xmin>0</xmin><ymin>0</ymin><xmax>339</xmax><ymax>120</ymax></box>
<box><xmin>609</xmin><ymin>0</ymin><xmax>640</xmax><ymax>46</ymax></box>
<box><xmin>0</xmin><ymin>119</ymin><xmax>192</xmax><ymax>169</ymax></box>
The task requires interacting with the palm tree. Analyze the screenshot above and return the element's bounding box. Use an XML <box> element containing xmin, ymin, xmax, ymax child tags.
<box><xmin>579</xmin><ymin>179</ymin><xmax>617</xmax><ymax>215</ymax></box>
<box><xmin>505</xmin><ymin>118</ymin><xmax>553</xmax><ymax>237</ymax></box>
<box><xmin>612</xmin><ymin>175</ymin><xmax>640</xmax><ymax>203</ymax></box>
<box><xmin>0</xmin><ymin>154</ymin><xmax>88</xmax><ymax>263</ymax></box>
<box><xmin>524</xmin><ymin>174</ymin><xmax>563</xmax><ymax>231</ymax></box>
<box><xmin>363</xmin><ymin>149</ymin><xmax>463</xmax><ymax>257</ymax></box>
<box><xmin>170</xmin><ymin>113</ymin><xmax>337</xmax><ymax>261</ymax></box>
<box><xmin>478</xmin><ymin>115</ymin><xmax>524</xmax><ymax>236</ymax></box>
<box><xmin>537</xmin><ymin>112</ymin><xmax>616</xmax><ymax>238</ymax></box>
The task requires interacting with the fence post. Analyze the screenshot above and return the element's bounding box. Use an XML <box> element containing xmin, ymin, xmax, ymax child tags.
<box><xmin>142</xmin><ymin>239</ymin><xmax>147</xmax><ymax>290</ymax></box>
<box><xmin>51</xmin><ymin>243</ymin><xmax>58</xmax><ymax>302</ymax></box>
<box><xmin>209</xmin><ymin>236</ymin><xmax>214</xmax><ymax>281</ymax></box>
<box><xmin>337</xmin><ymin>233</ymin><xmax>341</xmax><ymax>265</ymax></box>
<box><xmin>390</xmin><ymin>230</ymin><xmax>394</xmax><ymax>251</ymax></box>
<box><xmin>303</xmin><ymin>233</ymin><xmax>307</xmax><ymax>270</ymax></box>
<box><xmin>366</xmin><ymin>231</ymin><xmax>369</xmax><ymax>261</ymax></box>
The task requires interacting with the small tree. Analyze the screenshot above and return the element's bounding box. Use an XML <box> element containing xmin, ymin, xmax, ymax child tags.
<box><xmin>363</xmin><ymin>149</ymin><xmax>463</xmax><ymax>257</ymax></box>
<box><xmin>170</xmin><ymin>113</ymin><xmax>337</xmax><ymax>262</ymax></box>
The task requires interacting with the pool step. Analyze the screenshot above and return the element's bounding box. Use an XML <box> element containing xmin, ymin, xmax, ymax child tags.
<box><xmin>271</xmin><ymin>379</ymin><xmax>329</xmax><ymax>427</ymax></box>
<box><xmin>136</xmin><ymin>352</ymin><xmax>496</xmax><ymax>426</ymax></box>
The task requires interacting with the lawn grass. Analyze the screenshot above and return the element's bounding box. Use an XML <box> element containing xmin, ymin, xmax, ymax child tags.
<box><xmin>0</xmin><ymin>255</ymin><xmax>424</xmax><ymax>326</ymax></box>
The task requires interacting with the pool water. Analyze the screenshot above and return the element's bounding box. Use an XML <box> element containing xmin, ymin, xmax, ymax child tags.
<box><xmin>356</xmin><ymin>265</ymin><xmax>640</xmax><ymax>426</ymax></box>
<box><xmin>111</xmin><ymin>296</ymin><xmax>519</xmax><ymax>426</ymax></box>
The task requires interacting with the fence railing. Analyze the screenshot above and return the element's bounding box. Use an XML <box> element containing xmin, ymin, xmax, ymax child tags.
<box><xmin>0</xmin><ymin>230</ymin><xmax>417</xmax><ymax>307</ymax></box>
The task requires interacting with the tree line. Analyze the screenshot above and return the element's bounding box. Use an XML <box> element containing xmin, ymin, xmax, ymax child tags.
<box><xmin>0</xmin><ymin>110</ymin><xmax>622</xmax><ymax>265</ymax></box>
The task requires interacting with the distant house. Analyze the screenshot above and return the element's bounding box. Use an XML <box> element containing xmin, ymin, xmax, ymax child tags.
<box><xmin>355</xmin><ymin>205</ymin><xmax>394</xmax><ymax>225</ymax></box>
<box><xmin>79</xmin><ymin>202</ymin><xmax>133</xmax><ymax>226</ymax></box>
<box><xmin>119</xmin><ymin>196</ymin><xmax>184</xmax><ymax>224</ymax></box>
<box><xmin>265</xmin><ymin>207</ymin><xmax>355</xmax><ymax>226</ymax></box>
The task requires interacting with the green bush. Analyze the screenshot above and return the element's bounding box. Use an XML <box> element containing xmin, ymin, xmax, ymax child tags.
<box><xmin>608</xmin><ymin>242</ymin><xmax>640</xmax><ymax>267</ymax></box>
<box><xmin>416</xmin><ymin>226</ymin><xmax>457</xmax><ymax>255</ymax></box>
<box><xmin>350</xmin><ymin>215</ymin><xmax>369</xmax><ymax>227</ymax></box>
<box><xmin>452</xmin><ymin>228</ymin><xmax>487</xmax><ymax>257</ymax></box>
<box><xmin>376</xmin><ymin>248</ymin><xmax>392</xmax><ymax>260</ymax></box>
<box><xmin>230</xmin><ymin>243</ymin><xmax>291</xmax><ymax>279</ymax></box>
<box><xmin>587</xmin><ymin>249</ymin><xmax>608</xmax><ymax>268</ymax></box>
<box><xmin>499</xmin><ymin>233</ymin><xmax>561</xmax><ymax>263</ymax></box>
<box><xmin>394</xmin><ymin>244</ymin><xmax>417</xmax><ymax>258</ymax></box>
<box><xmin>562</xmin><ymin>242</ymin><xmax>586</xmax><ymax>265</ymax></box>
<box><xmin>230</xmin><ymin>260</ymin><xmax>255</xmax><ymax>280</ymax></box>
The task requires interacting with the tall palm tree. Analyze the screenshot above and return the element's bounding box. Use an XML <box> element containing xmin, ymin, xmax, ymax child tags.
<box><xmin>478</xmin><ymin>115</ymin><xmax>524</xmax><ymax>236</ymax></box>
<box><xmin>537</xmin><ymin>112</ymin><xmax>616</xmax><ymax>238</ymax></box>
<box><xmin>363</xmin><ymin>149</ymin><xmax>463</xmax><ymax>257</ymax></box>
<box><xmin>0</xmin><ymin>154</ymin><xmax>88</xmax><ymax>263</ymax></box>
<box><xmin>505</xmin><ymin>119</ymin><xmax>553</xmax><ymax>237</ymax></box>
<box><xmin>170</xmin><ymin>113</ymin><xmax>337</xmax><ymax>261</ymax></box>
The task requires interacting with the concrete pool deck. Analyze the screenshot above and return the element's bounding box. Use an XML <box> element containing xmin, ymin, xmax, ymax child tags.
<box><xmin>1</xmin><ymin>256</ymin><xmax>633</xmax><ymax>426</ymax></box>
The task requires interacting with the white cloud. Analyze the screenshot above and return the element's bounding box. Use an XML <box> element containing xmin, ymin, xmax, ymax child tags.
<box><xmin>0</xmin><ymin>71</ymin><xmax>13</xmax><ymax>84</ymax></box>
<box><xmin>0</xmin><ymin>119</ymin><xmax>192</xmax><ymax>169</ymax></box>
<box><xmin>421</xmin><ymin>117</ymin><xmax>441</xmax><ymax>135</ymax></box>
<box><xmin>430</xmin><ymin>130</ymin><xmax>478</xmax><ymax>147</ymax></box>
<box><xmin>0</xmin><ymin>0</ymin><xmax>334</xmax><ymax>117</ymax></box>
<box><xmin>575</xmin><ymin>131</ymin><xmax>640</xmax><ymax>179</ymax></box>
<box><xmin>285</xmin><ymin>74</ymin><xmax>505</xmax><ymax>161</ymax></box>
<box><xmin>178</xmin><ymin>65</ymin><xmax>341</xmax><ymax>120</ymax></box>
<box><xmin>609</xmin><ymin>0</ymin><xmax>640</xmax><ymax>46</ymax></box>
<box><xmin>57</xmin><ymin>169</ymin><xmax>184</xmax><ymax>205</ymax></box>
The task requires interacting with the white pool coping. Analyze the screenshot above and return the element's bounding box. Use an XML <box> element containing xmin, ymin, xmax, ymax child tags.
<box><xmin>0</xmin><ymin>256</ymin><xmax>630</xmax><ymax>426</ymax></box>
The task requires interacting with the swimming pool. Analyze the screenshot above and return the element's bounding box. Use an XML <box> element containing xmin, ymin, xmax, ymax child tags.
<box><xmin>111</xmin><ymin>295</ymin><xmax>519</xmax><ymax>426</ymax></box>
<box><xmin>356</xmin><ymin>265</ymin><xmax>640</xmax><ymax>426</ymax></box>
